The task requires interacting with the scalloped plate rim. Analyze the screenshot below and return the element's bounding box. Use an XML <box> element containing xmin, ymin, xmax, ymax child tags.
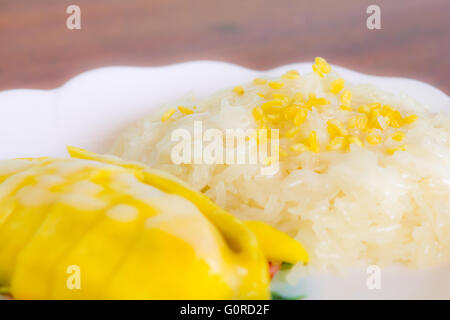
<box><xmin>1</xmin><ymin>60</ymin><xmax>448</xmax><ymax>100</ymax></box>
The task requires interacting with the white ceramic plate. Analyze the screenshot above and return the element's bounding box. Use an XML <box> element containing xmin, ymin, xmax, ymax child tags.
<box><xmin>1</xmin><ymin>61</ymin><xmax>449</xmax><ymax>160</ymax></box>
<box><xmin>0</xmin><ymin>61</ymin><xmax>449</xmax><ymax>299</ymax></box>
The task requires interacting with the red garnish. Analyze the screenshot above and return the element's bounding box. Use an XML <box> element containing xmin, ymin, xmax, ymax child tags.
<box><xmin>268</xmin><ymin>261</ymin><xmax>281</xmax><ymax>279</ymax></box>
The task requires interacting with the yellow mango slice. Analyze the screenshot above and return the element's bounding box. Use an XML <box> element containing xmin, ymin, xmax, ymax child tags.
<box><xmin>67</xmin><ymin>147</ymin><xmax>271</xmax><ymax>297</ymax></box>
<box><xmin>50</xmin><ymin>200</ymin><xmax>155</xmax><ymax>299</ymax></box>
<box><xmin>104</xmin><ymin>229</ymin><xmax>233</xmax><ymax>299</ymax></box>
<box><xmin>0</xmin><ymin>166</ymin><xmax>57</xmax><ymax>283</ymax></box>
<box><xmin>0</xmin><ymin>147</ymin><xmax>308</xmax><ymax>300</ymax></box>
<box><xmin>103</xmin><ymin>196</ymin><xmax>239</xmax><ymax>299</ymax></box>
<box><xmin>0</xmin><ymin>159</ymin><xmax>36</xmax><ymax>184</ymax></box>
<box><xmin>11</xmin><ymin>200</ymin><xmax>110</xmax><ymax>299</ymax></box>
<box><xmin>0</xmin><ymin>204</ymin><xmax>53</xmax><ymax>284</ymax></box>
<box><xmin>245</xmin><ymin>221</ymin><xmax>309</xmax><ymax>264</ymax></box>
<box><xmin>0</xmin><ymin>164</ymin><xmax>110</xmax><ymax>287</ymax></box>
<box><xmin>0</xmin><ymin>169</ymin><xmax>39</xmax><ymax>226</ymax></box>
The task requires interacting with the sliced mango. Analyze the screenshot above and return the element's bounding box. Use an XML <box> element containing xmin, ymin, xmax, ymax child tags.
<box><xmin>0</xmin><ymin>147</ymin><xmax>308</xmax><ymax>300</ymax></box>
<box><xmin>50</xmin><ymin>199</ymin><xmax>154</xmax><ymax>299</ymax></box>
<box><xmin>11</xmin><ymin>200</ymin><xmax>109</xmax><ymax>299</ymax></box>
<box><xmin>0</xmin><ymin>204</ymin><xmax>53</xmax><ymax>284</ymax></box>
<box><xmin>245</xmin><ymin>221</ymin><xmax>309</xmax><ymax>264</ymax></box>
<box><xmin>103</xmin><ymin>196</ymin><xmax>239</xmax><ymax>299</ymax></box>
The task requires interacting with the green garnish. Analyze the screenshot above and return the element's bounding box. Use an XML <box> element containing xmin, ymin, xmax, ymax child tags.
<box><xmin>280</xmin><ymin>262</ymin><xmax>293</xmax><ymax>270</ymax></box>
<box><xmin>271</xmin><ymin>291</ymin><xmax>303</xmax><ymax>300</ymax></box>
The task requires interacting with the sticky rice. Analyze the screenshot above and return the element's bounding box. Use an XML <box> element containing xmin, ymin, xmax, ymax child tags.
<box><xmin>111</xmin><ymin>58</ymin><xmax>450</xmax><ymax>274</ymax></box>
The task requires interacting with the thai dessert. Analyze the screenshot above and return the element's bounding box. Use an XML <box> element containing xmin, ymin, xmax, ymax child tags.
<box><xmin>1</xmin><ymin>57</ymin><xmax>449</xmax><ymax>300</ymax></box>
<box><xmin>111</xmin><ymin>57</ymin><xmax>450</xmax><ymax>281</ymax></box>
<box><xmin>0</xmin><ymin>147</ymin><xmax>307</xmax><ymax>299</ymax></box>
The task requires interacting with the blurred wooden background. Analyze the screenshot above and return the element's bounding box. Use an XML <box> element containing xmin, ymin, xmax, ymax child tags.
<box><xmin>0</xmin><ymin>0</ymin><xmax>449</xmax><ymax>93</ymax></box>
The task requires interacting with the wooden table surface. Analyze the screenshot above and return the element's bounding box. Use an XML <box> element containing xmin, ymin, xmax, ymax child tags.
<box><xmin>0</xmin><ymin>0</ymin><xmax>449</xmax><ymax>93</ymax></box>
